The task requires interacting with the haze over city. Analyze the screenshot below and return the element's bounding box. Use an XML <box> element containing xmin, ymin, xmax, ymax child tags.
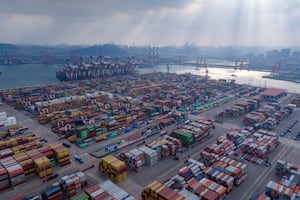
<box><xmin>1</xmin><ymin>0</ymin><xmax>300</xmax><ymax>46</ymax></box>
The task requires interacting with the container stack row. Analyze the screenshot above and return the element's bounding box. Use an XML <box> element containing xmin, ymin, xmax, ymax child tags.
<box><xmin>0</xmin><ymin>125</ymin><xmax>31</xmax><ymax>139</ymax></box>
<box><xmin>176</xmin><ymin>161</ymin><xmax>206</xmax><ymax>185</ymax></box>
<box><xmin>49</xmin><ymin>143</ymin><xmax>70</xmax><ymax>167</ymax></box>
<box><xmin>13</xmin><ymin>152</ymin><xmax>35</xmax><ymax>177</ymax></box>
<box><xmin>292</xmin><ymin>95</ymin><xmax>300</xmax><ymax>107</ymax></box>
<box><xmin>251</xmin><ymin>160</ymin><xmax>300</xmax><ymax>200</ymax></box>
<box><xmin>226</xmin><ymin>130</ymin><xmax>248</xmax><ymax>146</ymax></box>
<box><xmin>119</xmin><ymin>145</ymin><xmax>158</xmax><ymax>172</ymax></box>
<box><xmin>272</xmin><ymin>105</ymin><xmax>293</xmax><ymax>122</ymax></box>
<box><xmin>170</xmin><ymin>119</ymin><xmax>214</xmax><ymax>146</ymax></box>
<box><xmin>41</xmin><ymin>185</ymin><xmax>64</xmax><ymax>200</ymax></box>
<box><xmin>204</xmin><ymin>137</ymin><xmax>236</xmax><ymax>159</ymax></box>
<box><xmin>119</xmin><ymin>135</ymin><xmax>183</xmax><ymax>172</ymax></box>
<box><xmin>0</xmin><ymin>143</ymin><xmax>70</xmax><ymax>192</ymax></box>
<box><xmin>223</xmin><ymin>128</ymin><xmax>279</xmax><ymax>165</ymax></box>
<box><xmin>216</xmin><ymin>98</ymin><xmax>259</xmax><ymax>119</ymax></box>
<box><xmin>199</xmin><ymin>135</ymin><xmax>237</xmax><ymax>166</ymax></box>
<box><xmin>99</xmin><ymin>180</ymin><xmax>136</xmax><ymax>200</ymax></box>
<box><xmin>0</xmin><ymin>139</ymin><xmax>43</xmax><ymax>159</ymax></box>
<box><xmin>275</xmin><ymin>160</ymin><xmax>300</xmax><ymax>177</ymax></box>
<box><xmin>0</xmin><ymin>164</ymin><xmax>9</xmax><ymax>191</ymax></box>
<box><xmin>40</xmin><ymin>171</ymin><xmax>136</xmax><ymax>200</ymax></box>
<box><xmin>99</xmin><ymin>155</ymin><xmax>127</xmax><ymax>183</ymax></box>
<box><xmin>0</xmin><ymin>111</ymin><xmax>17</xmax><ymax>127</ymax></box>
<box><xmin>265</xmin><ymin>179</ymin><xmax>298</xmax><ymax>200</ymax></box>
<box><xmin>60</xmin><ymin>171</ymin><xmax>88</xmax><ymax>199</ymax></box>
<box><xmin>203</xmin><ymin>167</ymin><xmax>235</xmax><ymax>194</ymax></box>
<box><xmin>240</xmin><ymin>130</ymin><xmax>278</xmax><ymax>160</ymax></box>
<box><xmin>0</xmin><ymin>156</ymin><xmax>25</xmax><ymax>188</ymax></box>
<box><xmin>164</xmin><ymin>157</ymin><xmax>239</xmax><ymax>200</ymax></box>
<box><xmin>84</xmin><ymin>181</ymin><xmax>136</xmax><ymax>200</ymax></box>
<box><xmin>84</xmin><ymin>184</ymin><xmax>116</xmax><ymax>200</ymax></box>
<box><xmin>142</xmin><ymin>181</ymin><xmax>187</xmax><ymax>200</ymax></box>
<box><xmin>243</xmin><ymin>103</ymin><xmax>279</xmax><ymax>126</ymax></box>
<box><xmin>212</xmin><ymin>157</ymin><xmax>248</xmax><ymax>187</ymax></box>
<box><xmin>185</xmin><ymin>178</ymin><xmax>227</xmax><ymax>200</ymax></box>
<box><xmin>34</xmin><ymin>157</ymin><xmax>53</xmax><ymax>180</ymax></box>
<box><xmin>0</xmin><ymin>133</ymin><xmax>40</xmax><ymax>150</ymax></box>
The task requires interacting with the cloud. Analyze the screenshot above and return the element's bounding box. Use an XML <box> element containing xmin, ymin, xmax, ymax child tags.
<box><xmin>0</xmin><ymin>0</ymin><xmax>299</xmax><ymax>46</ymax></box>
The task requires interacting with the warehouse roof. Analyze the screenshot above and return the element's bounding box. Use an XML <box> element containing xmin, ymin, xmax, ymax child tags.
<box><xmin>260</xmin><ymin>88</ymin><xmax>285</xmax><ymax>97</ymax></box>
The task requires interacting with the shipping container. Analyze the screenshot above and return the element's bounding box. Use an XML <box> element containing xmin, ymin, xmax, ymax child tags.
<box><xmin>99</xmin><ymin>155</ymin><xmax>127</xmax><ymax>183</ymax></box>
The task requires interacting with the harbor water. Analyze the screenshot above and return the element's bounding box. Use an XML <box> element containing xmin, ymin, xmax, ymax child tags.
<box><xmin>0</xmin><ymin>63</ymin><xmax>299</xmax><ymax>93</ymax></box>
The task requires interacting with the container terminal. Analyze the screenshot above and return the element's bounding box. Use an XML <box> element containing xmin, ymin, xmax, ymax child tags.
<box><xmin>0</xmin><ymin>71</ymin><xmax>300</xmax><ymax>200</ymax></box>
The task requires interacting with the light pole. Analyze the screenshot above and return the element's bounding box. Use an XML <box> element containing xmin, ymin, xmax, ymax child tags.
<box><xmin>42</xmin><ymin>157</ymin><xmax>47</xmax><ymax>187</ymax></box>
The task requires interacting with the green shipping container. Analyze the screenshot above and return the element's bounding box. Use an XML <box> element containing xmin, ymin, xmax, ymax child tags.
<box><xmin>79</xmin><ymin>143</ymin><xmax>89</xmax><ymax>149</ymax></box>
<box><xmin>96</xmin><ymin>131</ymin><xmax>102</xmax><ymax>136</ymax></box>
<box><xmin>76</xmin><ymin>138</ymin><xmax>84</xmax><ymax>144</ymax></box>
<box><xmin>87</xmin><ymin>125</ymin><xmax>96</xmax><ymax>131</ymax></box>
<box><xmin>71</xmin><ymin>192</ymin><xmax>90</xmax><ymax>200</ymax></box>
<box><xmin>80</xmin><ymin>130</ymin><xmax>88</xmax><ymax>139</ymax></box>
<box><xmin>50</xmin><ymin>158</ymin><xmax>57</xmax><ymax>166</ymax></box>
<box><xmin>171</xmin><ymin>131</ymin><xmax>194</xmax><ymax>146</ymax></box>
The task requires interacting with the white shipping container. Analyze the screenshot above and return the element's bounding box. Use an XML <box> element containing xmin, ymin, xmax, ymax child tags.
<box><xmin>0</xmin><ymin>112</ymin><xmax>7</xmax><ymax>118</ymax></box>
<box><xmin>138</xmin><ymin>145</ymin><xmax>158</xmax><ymax>166</ymax></box>
<box><xmin>99</xmin><ymin>180</ymin><xmax>133</xmax><ymax>200</ymax></box>
<box><xmin>3</xmin><ymin>117</ymin><xmax>17</xmax><ymax>127</ymax></box>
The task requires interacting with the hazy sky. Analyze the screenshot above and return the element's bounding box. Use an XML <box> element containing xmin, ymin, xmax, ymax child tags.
<box><xmin>1</xmin><ymin>0</ymin><xmax>300</xmax><ymax>46</ymax></box>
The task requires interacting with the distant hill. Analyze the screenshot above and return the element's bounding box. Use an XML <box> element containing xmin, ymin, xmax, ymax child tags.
<box><xmin>72</xmin><ymin>44</ymin><xmax>129</xmax><ymax>56</ymax></box>
<box><xmin>0</xmin><ymin>43</ymin><xmax>19</xmax><ymax>52</ymax></box>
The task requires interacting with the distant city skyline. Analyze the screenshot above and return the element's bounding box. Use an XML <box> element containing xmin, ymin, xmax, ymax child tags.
<box><xmin>1</xmin><ymin>0</ymin><xmax>300</xmax><ymax>46</ymax></box>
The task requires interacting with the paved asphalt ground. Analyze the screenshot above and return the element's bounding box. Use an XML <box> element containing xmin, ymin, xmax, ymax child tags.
<box><xmin>1</xmin><ymin>93</ymin><xmax>300</xmax><ymax>200</ymax></box>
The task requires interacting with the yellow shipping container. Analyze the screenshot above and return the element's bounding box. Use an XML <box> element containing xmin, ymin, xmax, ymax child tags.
<box><xmin>101</xmin><ymin>155</ymin><xmax>118</xmax><ymax>164</ymax></box>
<box><xmin>37</xmin><ymin>168</ymin><xmax>53</xmax><ymax>177</ymax></box>
<box><xmin>20</xmin><ymin>159</ymin><xmax>33</xmax><ymax>166</ymax></box>
<box><xmin>101</xmin><ymin>155</ymin><xmax>126</xmax><ymax>171</ymax></box>
<box><xmin>111</xmin><ymin>160</ymin><xmax>126</xmax><ymax>171</ymax></box>
<box><xmin>114</xmin><ymin>171</ymin><xmax>127</xmax><ymax>182</ymax></box>
<box><xmin>49</xmin><ymin>143</ymin><xmax>61</xmax><ymax>149</ymax></box>
<box><xmin>57</xmin><ymin>156</ymin><xmax>70</xmax><ymax>163</ymax></box>
<box><xmin>34</xmin><ymin>157</ymin><xmax>51</xmax><ymax>167</ymax></box>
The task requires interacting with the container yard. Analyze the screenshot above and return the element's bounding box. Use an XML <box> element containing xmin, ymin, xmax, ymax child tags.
<box><xmin>0</xmin><ymin>72</ymin><xmax>300</xmax><ymax>200</ymax></box>
<box><xmin>250</xmin><ymin>160</ymin><xmax>300</xmax><ymax>200</ymax></box>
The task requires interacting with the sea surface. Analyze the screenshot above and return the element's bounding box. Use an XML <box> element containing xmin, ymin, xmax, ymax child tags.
<box><xmin>0</xmin><ymin>62</ymin><xmax>299</xmax><ymax>93</ymax></box>
<box><xmin>0</xmin><ymin>64</ymin><xmax>61</xmax><ymax>89</ymax></box>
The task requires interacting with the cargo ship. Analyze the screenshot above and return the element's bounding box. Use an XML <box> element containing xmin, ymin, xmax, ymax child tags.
<box><xmin>56</xmin><ymin>58</ymin><xmax>139</xmax><ymax>81</ymax></box>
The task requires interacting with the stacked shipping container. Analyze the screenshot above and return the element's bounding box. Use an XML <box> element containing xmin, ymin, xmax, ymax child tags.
<box><xmin>49</xmin><ymin>143</ymin><xmax>70</xmax><ymax>167</ymax></box>
<box><xmin>99</xmin><ymin>155</ymin><xmax>127</xmax><ymax>183</ymax></box>
<box><xmin>213</xmin><ymin>157</ymin><xmax>248</xmax><ymax>186</ymax></box>
<box><xmin>142</xmin><ymin>181</ymin><xmax>187</xmax><ymax>200</ymax></box>
<box><xmin>240</xmin><ymin>130</ymin><xmax>278</xmax><ymax>160</ymax></box>
<box><xmin>171</xmin><ymin>119</ymin><xmax>214</xmax><ymax>146</ymax></box>
<box><xmin>119</xmin><ymin>135</ymin><xmax>182</xmax><ymax>171</ymax></box>
<box><xmin>99</xmin><ymin>180</ymin><xmax>136</xmax><ymax>200</ymax></box>
<box><xmin>60</xmin><ymin>171</ymin><xmax>88</xmax><ymax>199</ymax></box>
<box><xmin>0</xmin><ymin>163</ymin><xmax>9</xmax><ymax>191</ymax></box>
<box><xmin>185</xmin><ymin>178</ymin><xmax>227</xmax><ymax>200</ymax></box>
<box><xmin>85</xmin><ymin>184</ymin><xmax>115</xmax><ymax>200</ymax></box>
<box><xmin>41</xmin><ymin>185</ymin><xmax>63</xmax><ymax>200</ymax></box>
<box><xmin>0</xmin><ymin>157</ymin><xmax>25</xmax><ymax>188</ymax></box>
<box><xmin>13</xmin><ymin>152</ymin><xmax>35</xmax><ymax>177</ymax></box>
<box><xmin>292</xmin><ymin>95</ymin><xmax>300</xmax><ymax>107</ymax></box>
